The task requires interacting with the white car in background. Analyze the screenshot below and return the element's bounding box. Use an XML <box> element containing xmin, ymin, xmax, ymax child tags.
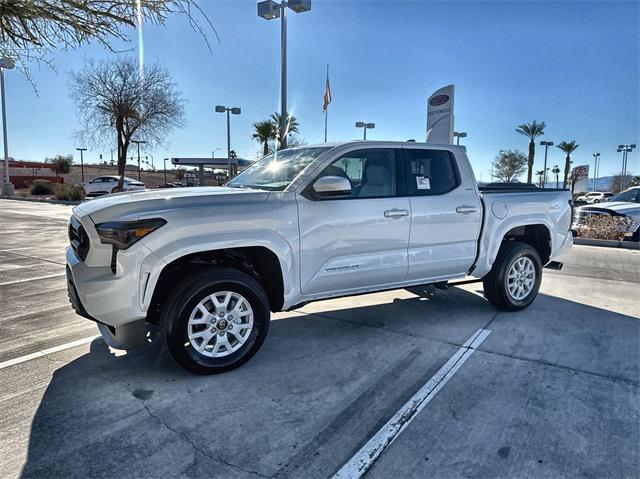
<box><xmin>83</xmin><ymin>176</ymin><xmax>145</xmax><ymax>197</ymax></box>
<box><xmin>576</xmin><ymin>191</ymin><xmax>614</xmax><ymax>204</ymax></box>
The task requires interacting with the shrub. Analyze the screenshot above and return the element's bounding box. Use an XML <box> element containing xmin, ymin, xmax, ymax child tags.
<box><xmin>577</xmin><ymin>215</ymin><xmax>633</xmax><ymax>241</ymax></box>
<box><xmin>53</xmin><ymin>183</ymin><xmax>85</xmax><ymax>201</ymax></box>
<box><xmin>30</xmin><ymin>180</ymin><xmax>54</xmax><ymax>195</ymax></box>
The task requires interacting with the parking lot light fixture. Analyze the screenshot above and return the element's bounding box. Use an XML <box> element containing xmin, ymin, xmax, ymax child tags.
<box><xmin>617</xmin><ymin>144</ymin><xmax>635</xmax><ymax>190</ymax></box>
<box><xmin>1</xmin><ymin>57</ymin><xmax>15</xmax><ymax>196</ymax></box>
<box><xmin>257</xmin><ymin>0</ymin><xmax>311</xmax><ymax>150</ymax></box>
<box><xmin>75</xmin><ymin>148</ymin><xmax>87</xmax><ymax>183</ymax></box>
<box><xmin>592</xmin><ymin>152</ymin><xmax>600</xmax><ymax>191</ymax></box>
<box><xmin>540</xmin><ymin>141</ymin><xmax>554</xmax><ymax>188</ymax></box>
<box><xmin>453</xmin><ymin>131</ymin><xmax>468</xmax><ymax>146</ymax></box>
<box><xmin>215</xmin><ymin>105</ymin><xmax>242</xmax><ymax>178</ymax></box>
<box><xmin>131</xmin><ymin>140</ymin><xmax>146</xmax><ymax>181</ymax></box>
<box><xmin>355</xmin><ymin>121</ymin><xmax>375</xmax><ymax>140</ymax></box>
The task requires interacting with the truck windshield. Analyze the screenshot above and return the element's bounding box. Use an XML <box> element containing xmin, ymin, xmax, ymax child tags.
<box><xmin>227</xmin><ymin>147</ymin><xmax>331</xmax><ymax>191</ymax></box>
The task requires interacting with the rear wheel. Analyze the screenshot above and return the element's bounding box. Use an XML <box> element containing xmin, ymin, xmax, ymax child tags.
<box><xmin>483</xmin><ymin>241</ymin><xmax>542</xmax><ymax>311</ymax></box>
<box><xmin>161</xmin><ymin>267</ymin><xmax>270</xmax><ymax>374</ymax></box>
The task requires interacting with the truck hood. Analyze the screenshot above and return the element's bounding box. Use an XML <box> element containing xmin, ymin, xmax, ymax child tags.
<box><xmin>73</xmin><ymin>186</ymin><xmax>270</xmax><ymax>223</ymax></box>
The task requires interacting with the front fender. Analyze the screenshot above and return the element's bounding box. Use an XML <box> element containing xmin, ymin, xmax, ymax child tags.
<box><xmin>140</xmin><ymin>229</ymin><xmax>296</xmax><ymax>311</ymax></box>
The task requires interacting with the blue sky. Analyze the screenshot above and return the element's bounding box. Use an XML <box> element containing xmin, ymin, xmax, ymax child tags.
<box><xmin>5</xmin><ymin>0</ymin><xmax>639</xmax><ymax>180</ymax></box>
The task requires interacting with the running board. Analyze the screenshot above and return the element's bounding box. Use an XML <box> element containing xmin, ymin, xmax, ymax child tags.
<box><xmin>544</xmin><ymin>261</ymin><xmax>563</xmax><ymax>270</ymax></box>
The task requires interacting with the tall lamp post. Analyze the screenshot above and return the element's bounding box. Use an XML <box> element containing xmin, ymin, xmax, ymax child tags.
<box><xmin>355</xmin><ymin>121</ymin><xmax>375</xmax><ymax>140</ymax></box>
<box><xmin>453</xmin><ymin>131</ymin><xmax>467</xmax><ymax>146</ymax></box>
<box><xmin>75</xmin><ymin>148</ymin><xmax>87</xmax><ymax>183</ymax></box>
<box><xmin>592</xmin><ymin>152</ymin><xmax>600</xmax><ymax>191</ymax></box>
<box><xmin>1</xmin><ymin>57</ymin><xmax>15</xmax><ymax>196</ymax></box>
<box><xmin>617</xmin><ymin>144</ymin><xmax>635</xmax><ymax>191</ymax></box>
<box><xmin>215</xmin><ymin>105</ymin><xmax>241</xmax><ymax>179</ymax></box>
<box><xmin>163</xmin><ymin>158</ymin><xmax>169</xmax><ymax>185</ymax></box>
<box><xmin>540</xmin><ymin>140</ymin><xmax>554</xmax><ymax>188</ymax></box>
<box><xmin>131</xmin><ymin>140</ymin><xmax>146</xmax><ymax>180</ymax></box>
<box><xmin>258</xmin><ymin>0</ymin><xmax>311</xmax><ymax>150</ymax></box>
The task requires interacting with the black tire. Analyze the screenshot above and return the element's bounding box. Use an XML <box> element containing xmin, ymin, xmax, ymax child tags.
<box><xmin>161</xmin><ymin>267</ymin><xmax>270</xmax><ymax>374</ymax></box>
<box><xmin>482</xmin><ymin>241</ymin><xmax>542</xmax><ymax>311</ymax></box>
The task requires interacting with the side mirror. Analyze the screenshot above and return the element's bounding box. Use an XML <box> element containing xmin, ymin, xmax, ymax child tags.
<box><xmin>312</xmin><ymin>176</ymin><xmax>352</xmax><ymax>197</ymax></box>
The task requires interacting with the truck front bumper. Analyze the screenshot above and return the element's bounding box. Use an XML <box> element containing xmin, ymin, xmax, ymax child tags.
<box><xmin>66</xmin><ymin>246</ymin><xmax>147</xmax><ymax>327</ymax></box>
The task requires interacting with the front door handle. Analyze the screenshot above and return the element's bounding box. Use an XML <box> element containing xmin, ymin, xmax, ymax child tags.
<box><xmin>384</xmin><ymin>209</ymin><xmax>409</xmax><ymax>218</ymax></box>
<box><xmin>456</xmin><ymin>205</ymin><xmax>478</xmax><ymax>214</ymax></box>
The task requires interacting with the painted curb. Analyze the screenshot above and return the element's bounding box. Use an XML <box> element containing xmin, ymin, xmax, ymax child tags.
<box><xmin>574</xmin><ymin>237</ymin><xmax>640</xmax><ymax>250</ymax></box>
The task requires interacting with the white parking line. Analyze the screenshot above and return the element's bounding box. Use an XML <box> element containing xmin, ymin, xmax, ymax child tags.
<box><xmin>333</xmin><ymin>328</ymin><xmax>491</xmax><ymax>479</ymax></box>
<box><xmin>0</xmin><ymin>335</ymin><xmax>101</xmax><ymax>370</ymax></box>
<box><xmin>0</xmin><ymin>272</ymin><xmax>66</xmax><ymax>286</ymax></box>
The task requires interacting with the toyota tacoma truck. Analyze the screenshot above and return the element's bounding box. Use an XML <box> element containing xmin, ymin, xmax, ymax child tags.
<box><xmin>66</xmin><ymin>141</ymin><xmax>573</xmax><ymax>374</ymax></box>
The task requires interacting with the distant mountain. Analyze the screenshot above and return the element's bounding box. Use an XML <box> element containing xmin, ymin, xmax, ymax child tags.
<box><xmin>588</xmin><ymin>176</ymin><xmax>616</xmax><ymax>191</ymax></box>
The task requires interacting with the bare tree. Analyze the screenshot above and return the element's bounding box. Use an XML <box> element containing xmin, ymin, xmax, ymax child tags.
<box><xmin>492</xmin><ymin>150</ymin><xmax>528</xmax><ymax>183</ymax></box>
<box><xmin>0</xmin><ymin>0</ymin><xmax>216</xmax><ymax>83</ymax></box>
<box><xmin>70</xmin><ymin>57</ymin><xmax>185</xmax><ymax>190</ymax></box>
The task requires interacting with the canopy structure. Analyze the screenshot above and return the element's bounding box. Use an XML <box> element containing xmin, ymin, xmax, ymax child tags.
<box><xmin>171</xmin><ymin>157</ymin><xmax>255</xmax><ymax>182</ymax></box>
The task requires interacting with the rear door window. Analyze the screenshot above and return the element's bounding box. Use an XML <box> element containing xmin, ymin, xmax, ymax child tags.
<box><xmin>403</xmin><ymin>149</ymin><xmax>460</xmax><ymax>196</ymax></box>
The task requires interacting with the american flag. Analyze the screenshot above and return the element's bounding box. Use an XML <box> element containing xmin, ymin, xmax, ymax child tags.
<box><xmin>322</xmin><ymin>69</ymin><xmax>332</xmax><ymax>112</ymax></box>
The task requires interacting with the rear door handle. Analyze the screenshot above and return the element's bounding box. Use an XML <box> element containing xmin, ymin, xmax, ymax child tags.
<box><xmin>384</xmin><ymin>209</ymin><xmax>409</xmax><ymax>218</ymax></box>
<box><xmin>456</xmin><ymin>205</ymin><xmax>478</xmax><ymax>214</ymax></box>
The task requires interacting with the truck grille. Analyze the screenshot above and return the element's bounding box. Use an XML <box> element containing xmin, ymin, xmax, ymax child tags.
<box><xmin>68</xmin><ymin>217</ymin><xmax>90</xmax><ymax>261</ymax></box>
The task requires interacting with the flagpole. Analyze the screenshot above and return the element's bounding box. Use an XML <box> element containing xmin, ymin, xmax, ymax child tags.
<box><xmin>324</xmin><ymin>64</ymin><xmax>329</xmax><ymax>143</ymax></box>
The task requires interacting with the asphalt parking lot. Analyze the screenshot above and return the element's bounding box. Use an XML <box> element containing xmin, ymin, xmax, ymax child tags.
<box><xmin>0</xmin><ymin>199</ymin><xmax>638</xmax><ymax>479</ymax></box>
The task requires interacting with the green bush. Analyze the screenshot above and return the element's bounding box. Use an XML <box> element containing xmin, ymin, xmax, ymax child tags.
<box><xmin>53</xmin><ymin>183</ymin><xmax>85</xmax><ymax>201</ymax></box>
<box><xmin>30</xmin><ymin>180</ymin><xmax>54</xmax><ymax>195</ymax></box>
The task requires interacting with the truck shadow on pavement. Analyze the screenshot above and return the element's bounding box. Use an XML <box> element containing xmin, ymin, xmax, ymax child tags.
<box><xmin>19</xmin><ymin>287</ymin><xmax>639</xmax><ymax>479</ymax></box>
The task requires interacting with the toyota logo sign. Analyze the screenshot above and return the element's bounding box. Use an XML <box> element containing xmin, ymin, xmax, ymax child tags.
<box><xmin>429</xmin><ymin>94</ymin><xmax>450</xmax><ymax>107</ymax></box>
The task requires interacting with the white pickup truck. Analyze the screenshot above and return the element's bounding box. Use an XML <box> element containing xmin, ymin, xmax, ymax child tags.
<box><xmin>66</xmin><ymin>141</ymin><xmax>573</xmax><ymax>373</ymax></box>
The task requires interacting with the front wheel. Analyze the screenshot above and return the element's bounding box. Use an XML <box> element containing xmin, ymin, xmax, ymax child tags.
<box><xmin>161</xmin><ymin>267</ymin><xmax>270</xmax><ymax>374</ymax></box>
<box><xmin>483</xmin><ymin>242</ymin><xmax>542</xmax><ymax>311</ymax></box>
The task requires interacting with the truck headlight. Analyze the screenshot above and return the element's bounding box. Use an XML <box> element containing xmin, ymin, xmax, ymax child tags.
<box><xmin>95</xmin><ymin>219</ymin><xmax>166</xmax><ymax>250</ymax></box>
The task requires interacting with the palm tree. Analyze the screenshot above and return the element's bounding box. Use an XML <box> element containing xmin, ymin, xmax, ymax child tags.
<box><xmin>516</xmin><ymin>120</ymin><xmax>546</xmax><ymax>184</ymax></box>
<box><xmin>252</xmin><ymin>121</ymin><xmax>275</xmax><ymax>156</ymax></box>
<box><xmin>270</xmin><ymin>112</ymin><xmax>300</xmax><ymax>150</ymax></box>
<box><xmin>552</xmin><ymin>165</ymin><xmax>561</xmax><ymax>188</ymax></box>
<box><xmin>556</xmin><ymin>141</ymin><xmax>579</xmax><ymax>190</ymax></box>
<box><xmin>536</xmin><ymin>169</ymin><xmax>545</xmax><ymax>187</ymax></box>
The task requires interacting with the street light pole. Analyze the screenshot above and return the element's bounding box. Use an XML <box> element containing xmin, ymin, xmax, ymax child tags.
<box><xmin>75</xmin><ymin>148</ymin><xmax>87</xmax><ymax>183</ymax></box>
<box><xmin>215</xmin><ymin>105</ymin><xmax>241</xmax><ymax>179</ymax></box>
<box><xmin>258</xmin><ymin>1</ymin><xmax>311</xmax><ymax>150</ymax></box>
<box><xmin>617</xmin><ymin>144</ymin><xmax>636</xmax><ymax>191</ymax></box>
<box><xmin>592</xmin><ymin>153</ymin><xmax>600</xmax><ymax>191</ymax></box>
<box><xmin>453</xmin><ymin>131</ymin><xmax>467</xmax><ymax>146</ymax></box>
<box><xmin>164</xmin><ymin>158</ymin><xmax>168</xmax><ymax>185</ymax></box>
<box><xmin>540</xmin><ymin>141</ymin><xmax>554</xmax><ymax>188</ymax></box>
<box><xmin>1</xmin><ymin>57</ymin><xmax>15</xmax><ymax>196</ymax></box>
<box><xmin>280</xmin><ymin>4</ymin><xmax>287</xmax><ymax>149</ymax></box>
<box><xmin>355</xmin><ymin>121</ymin><xmax>375</xmax><ymax>140</ymax></box>
<box><xmin>131</xmin><ymin>140</ymin><xmax>146</xmax><ymax>181</ymax></box>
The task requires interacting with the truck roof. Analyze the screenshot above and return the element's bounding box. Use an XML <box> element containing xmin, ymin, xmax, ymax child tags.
<box><xmin>301</xmin><ymin>140</ymin><xmax>467</xmax><ymax>151</ymax></box>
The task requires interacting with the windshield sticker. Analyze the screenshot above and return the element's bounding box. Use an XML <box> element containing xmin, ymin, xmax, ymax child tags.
<box><xmin>416</xmin><ymin>176</ymin><xmax>431</xmax><ymax>190</ymax></box>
